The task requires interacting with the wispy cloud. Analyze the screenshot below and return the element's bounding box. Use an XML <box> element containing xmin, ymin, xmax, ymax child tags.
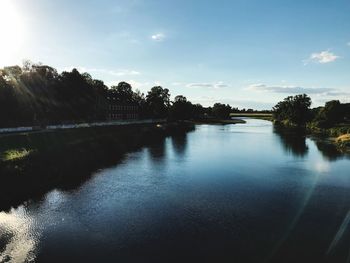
<box><xmin>107</xmin><ymin>80</ymin><xmax>164</xmax><ymax>91</ymax></box>
<box><xmin>187</xmin><ymin>81</ymin><xmax>229</xmax><ymax>89</ymax></box>
<box><xmin>151</xmin><ymin>33</ymin><xmax>165</xmax><ymax>42</ymax></box>
<box><xmin>246</xmin><ymin>83</ymin><xmax>350</xmax><ymax>105</ymax></box>
<box><xmin>304</xmin><ymin>50</ymin><xmax>339</xmax><ymax>64</ymax></box>
<box><xmin>347</xmin><ymin>42</ymin><xmax>350</xmax><ymax>47</ymax></box>
<box><xmin>192</xmin><ymin>96</ymin><xmax>274</xmax><ymax>109</ymax></box>
<box><xmin>61</xmin><ymin>67</ymin><xmax>141</xmax><ymax>77</ymax></box>
<box><xmin>246</xmin><ymin>83</ymin><xmax>333</xmax><ymax>94</ymax></box>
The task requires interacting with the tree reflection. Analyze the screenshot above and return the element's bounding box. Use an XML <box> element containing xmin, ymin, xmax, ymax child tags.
<box><xmin>273</xmin><ymin>126</ymin><xmax>308</xmax><ymax>157</ymax></box>
<box><xmin>171</xmin><ymin>134</ymin><xmax>188</xmax><ymax>158</ymax></box>
<box><xmin>314</xmin><ymin>140</ymin><xmax>347</xmax><ymax>161</ymax></box>
<box><xmin>148</xmin><ymin>138</ymin><xmax>167</xmax><ymax>161</ymax></box>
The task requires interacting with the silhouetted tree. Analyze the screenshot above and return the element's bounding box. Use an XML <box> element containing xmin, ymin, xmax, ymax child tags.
<box><xmin>212</xmin><ymin>103</ymin><xmax>232</xmax><ymax>119</ymax></box>
<box><xmin>314</xmin><ymin>100</ymin><xmax>344</xmax><ymax>128</ymax></box>
<box><xmin>273</xmin><ymin>94</ymin><xmax>311</xmax><ymax>126</ymax></box>
<box><xmin>169</xmin><ymin>95</ymin><xmax>194</xmax><ymax>120</ymax></box>
<box><xmin>146</xmin><ymin>86</ymin><xmax>170</xmax><ymax>118</ymax></box>
<box><xmin>109</xmin><ymin>82</ymin><xmax>134</xmax><ymax>103</ymax></box>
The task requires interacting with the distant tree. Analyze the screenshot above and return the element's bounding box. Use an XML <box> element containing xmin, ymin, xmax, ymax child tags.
<box><xmin>146</xmin><ymin>86</ymin><xmax>170</xmax><ymax>118</ymax></box>
<box><xmin>314</xmin><ymin>100</ymin><xmax>345</xmax><ymax>128</ymax></box>
<box><xmin>273</xmin><ymin>94</ymin><xmax>311</xmax><ymax>126</ymax></box>
<box><xmin>169</xmin><ymin>95</ymin><xmax>193</xmax><ymax>120</ymax></box>
<box><xmin>212</xmin><ymin>103</ymin><xmax>232</xmax><ymax>119</ymax></box>
<box><xmin>57</xmin><ymin>69</ymin><xmax>98</xmax><ymax>121</ymax></box>
<box><xmin>133</xmin><ymin>89</ymin><xmax>148</xmax><ymax>118</ymax></box>
<box><xmin>2</xmin><ymin>66</ymin><xmax>22</xmax><ymax>77</ymax></box>
<box><xmin>22</xmin><ymin>59</ymin><xmax>33</xmax><ymax>72</ymax></box>
<box><xmin>0</xmin><ymin>75</ymin><xmax>20</xmax><ymax>127</ymax></box>
<box><xmin>192</xmin><ymin>103</ymin><xmax>205</xmax><ymax>118</ymax></box>
<box><xmin>109</xmin><ymin>82</ymin><xmax>134</xmax><ymax>103</ymax></box>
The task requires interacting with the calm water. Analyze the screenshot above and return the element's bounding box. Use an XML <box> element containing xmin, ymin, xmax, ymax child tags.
<box><xmin>1</xmin><ymin>119</ymin><xmax>350</xmax><ymax>262</ymax></box>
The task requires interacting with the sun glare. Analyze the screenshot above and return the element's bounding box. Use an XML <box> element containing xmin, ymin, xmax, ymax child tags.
<box><xmin>0</xmin><ymin>0</ymin><xmax>24</xmax><ymax>67</ymax></box>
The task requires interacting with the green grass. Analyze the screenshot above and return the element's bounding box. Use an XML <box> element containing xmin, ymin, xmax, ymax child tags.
<box><xmin>230</xmin><ymin>113</ymin><xmax>273</xmax><ymax>120</ymax></box>
<box><xmin>1</xmin><ymin>148</ymin><xmax>34</xmax><ymax>161</ymax></box>
<box><xmin>0</xmin><ymin>126</ymin><xmax>131</xmax><ymax>158</ymax></box>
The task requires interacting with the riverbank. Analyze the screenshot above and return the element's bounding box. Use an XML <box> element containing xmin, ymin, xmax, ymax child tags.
<box><xmin>336</xmin><ymin>134</ymin><xmax>350</xmax><ymax>149</ymax></box>
<box><xmin>191</xmin><ymin>118</ymin><xmax>246</xmax><ymax>125</ymax></box>
<box><xmin>274</xmin><ymin>120</ymin><xmax>350</xmax><ymax>152</ymax></box>
<box><xmin>230</xmin><ymin>113</ymin><xmax>273</xmax><ymax>121</ymax></box>
<box><xmin>307</xmin><ymin>124</ymin><xmax>350</xmax><ymax>152</ymax></box>
<box><xmin>0</xmin><ymin>121</ymin><xmax>194</xmax><ymax>210</ymax></box>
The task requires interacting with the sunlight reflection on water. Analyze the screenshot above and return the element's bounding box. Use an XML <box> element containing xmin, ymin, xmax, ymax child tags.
<box><xmin>0</xmin><ymin>206</ymin><xmax>37</xmax><ymax>262</ymax></box>
<box><xmin>1</xmin><ymin>119</ymin><xmax>350</xmax><ymax>262</ymax></box>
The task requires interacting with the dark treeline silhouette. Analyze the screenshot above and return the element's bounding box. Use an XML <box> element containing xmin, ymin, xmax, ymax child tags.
<box><xmin>0</xmin><ymin>61</ymin><xmax>252</xmax><ymax>128</ymax></box>
<box><xmin>273</xmin><ymin>94</ymin><xmax>350</xmax><ymax>130</ymax></box>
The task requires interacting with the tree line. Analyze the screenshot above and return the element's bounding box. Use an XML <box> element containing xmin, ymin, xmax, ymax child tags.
<box><xmin>273</xmin><ymin>94</ymin><xmax>350</xmax><ymax>128</ymax></box>
<box><xmin>0</xmin><ymin>62</ymin><xmax>249</xmax><ymax>128</ymax></box>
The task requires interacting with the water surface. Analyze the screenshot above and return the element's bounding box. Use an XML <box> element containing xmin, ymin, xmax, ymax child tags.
<box><xmin>1</xmin><ymin>119</ymin><xmax>350</xmax><ymax>262</ymax></box>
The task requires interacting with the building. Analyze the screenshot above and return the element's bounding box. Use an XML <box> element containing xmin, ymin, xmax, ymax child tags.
<box><xmin>107</xmin><ymin>103</ymin><xmax>139</xmax><ymax>120</ymax></box>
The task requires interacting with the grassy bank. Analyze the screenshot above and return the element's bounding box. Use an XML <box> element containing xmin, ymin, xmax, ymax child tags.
<box><xmin>336</xmin><ymin>134</ymin><xmax>350</xmax><ymax>149</ymax></box>
<box><xmin>274</xmin><ymin>120</ymin><xmax>350</xmax><ymax>152</ymax></box>
<box><xmin>230</xmin><ymin>113</ymin><xmax>273</xmax><ymax>121</ymax></box>
<box><xmin>0</xmin><ymin>122</ymin><xmax>194</xmax><ymax>210</ymax></box>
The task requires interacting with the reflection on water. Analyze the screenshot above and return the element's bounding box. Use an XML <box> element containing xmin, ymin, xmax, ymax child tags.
<box><xmin>148</xmin><ymin>138</ymin><xmax>167</xmax><ymax>160</ymax></box>
<box><xmin>315</xmin><ymin>140</ymin><xmax>347</xmax><ymax>161</ymax></box>
<box><xmin>1</xmin><ymin>119</ymin><xmax>350</xmax><ymax>262</ymax></box>
<box><xmin>273</xmin><ymin>126</ymin><xmax>309</xmax><ymax>157</ymax></box>
<box><xmin>273</xmin><ymin>126</ymin><xmax>349</xmax><ymax>162</ymax></box>
<box><xmin>171</xmin><ymin>134</ymin><xmax>188</xmax><ymax>157</ymax></box>
<box><xmin>0</xmin><ymin>206</ymin><xmax>37</xmax><ymax>262</ymax></box>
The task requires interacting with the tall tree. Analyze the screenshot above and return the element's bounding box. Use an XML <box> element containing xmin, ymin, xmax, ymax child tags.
<box><xmin>212</xmin><ymin>103</ymin><xmax>232</xmax><ymax>119</ymax></box>
<box><xmin>273</xmin><ymin>94</ymin><xmax>312</xmax><ymax>126</ymax></box>
<box><xmin>109</xmin><ymin>82</ymin><xmax>134</xmax><ymax>103</ymax></box>
<box><xmin>146</xmin><ymin>86</ymin><xmax>170</xmax><ymax>118</ymax></box>
<box><xmin>169</xmin><ymin>95</ymin><xmax>193</xmax><ymax>120</ymax></box>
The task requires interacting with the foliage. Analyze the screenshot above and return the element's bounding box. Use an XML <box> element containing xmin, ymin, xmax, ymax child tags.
<box><xmin>273</xmin><ymin>94</ymin><xmax>312</xmax><ymax>126</ymax></box>
<box><xmin>109</xmin><ymin>82</ymin><xmax>134</xmax><ymax>103</ymax></box>
<box><xmin>313</xmin><ymin>100</ymin><xmax>349</xmax><ymax>128</ymax></box>
<box><xmin>212</xmin><ymin>103</ymin><xmax>232</xmax><ymax>119</ymax></box>
<box><xmin>169</xmin><ymin>95</ymin><xmax>195</xmax><ymax>120</ymax></box>
<box><xmin>146</xmin><ymin>86</ymin><xmax>171</xmax><ymax>118</ymax></box>
<box><xmin>274</xmin><ymin>94</ymin><xmax>350</xmax><ymax>141</ymax></box>
<box><xmin>0</xmin><ymin>61</ymin><xmax>275</xmax><ymax>127</ymax></box>
<box><xmin>1</xmin><ymin>148</ymin><xmax>33</xmax><ymax>161</ymax></box>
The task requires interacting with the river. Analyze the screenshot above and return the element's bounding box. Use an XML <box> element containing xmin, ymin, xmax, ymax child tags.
<box><xmin>1</xmin><ymin>119</ymin><xmax>350</xmax><ymax>262</ymax></box>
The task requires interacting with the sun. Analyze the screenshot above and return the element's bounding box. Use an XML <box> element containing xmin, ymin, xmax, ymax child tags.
<box><xmin>0</xmin><ymin>0</ymin><xmax>24</xmax><ymax>67</ymax></box>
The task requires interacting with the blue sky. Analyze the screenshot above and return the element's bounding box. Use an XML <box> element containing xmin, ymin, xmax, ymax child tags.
<box><xmin>3</xmin><ymin>0</ymin><xmax>350</xmax><ymax>109</ymax></box>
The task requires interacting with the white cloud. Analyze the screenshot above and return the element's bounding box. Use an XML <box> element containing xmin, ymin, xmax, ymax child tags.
<box><xmin>347</xmin><ymin>42</ymin><xmax>350</xmax><ymax>46</ymax></box>
<box><xmin>245</xmin><ymin>83</ymin><xmax>350</xmax><ymax>107</ymax></box>
<box><xmin>151</xmin><ymin>33</ymin><xmax>165</xmax><ymax>41</ymax></box>
<box><xmin>246</xmin><ymin>83</ymin><xmax>350</xmax><ymax>106</ymax></box>
<box><xmin>246</xmin><ymin>83</ymin><xmax>334</xmax><ymax>94</ymax></box>
<box><xmin>192</xmin><ymin>96</ymin><xmax>274</xmax><ymax>109</ymax></box>
<box><xmin>107</xmin><ymin>80</ymin><xmax>150</xmax><ymax>89</ymax></box>
<box><xmin>304</xmin><ymin>50</ymin><xmax>339</xmax><ymax>64</ymax></box>
<box><xmin>187</xmin><ymin>81</ymin><xmax>229</xmax><ymax>89</ymax></box>
<box><xmin>107</xmin><ymin>69</ymin><xmax>140</xmax><ymax>76</ymax></box>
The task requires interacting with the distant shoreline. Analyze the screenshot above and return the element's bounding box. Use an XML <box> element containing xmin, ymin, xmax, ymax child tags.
<box><xmin>191</xmin><ymin>118</ymin><xmax>246</xmax><ymax>125</ymax></box>
<box><xmin>230</xmin><ymin>113</ymin><xmax>273</xmax><ymax>121</ymax></box>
